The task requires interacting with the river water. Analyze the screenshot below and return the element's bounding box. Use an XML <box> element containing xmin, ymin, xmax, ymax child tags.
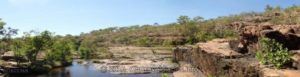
<box><xmin>10</xmin><ymin>61</ymin><xmax>164</xmax><ymax>77</ymax></box>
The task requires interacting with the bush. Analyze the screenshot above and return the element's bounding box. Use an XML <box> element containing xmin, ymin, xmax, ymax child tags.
<box><xmin>46</xmin><ymin>38</ymin><xmax>73</xmax><ymax>63</ymax></box>
<box><xmin>134</xmin><ymin>37</ymin><xmax>152</xmax><ymax>47</ymax></box>
<box><xmin>79</xmin><ymin>47</ymin><xmax>92</xmax><ymax>59</ymax></box>
<box><xmin>161</xmin><ymin>73</ymin><xmax>169</xmax><ymax>77</ymax></box>
<box><xmin>256</xmin><ymin>38</ymin><xmax>291</xmax><ymax>68</ymax></box>
<box><xmin>162</xmin><ymin>39</ymin><xmax>173</xmax><ymax>47</ymax></box>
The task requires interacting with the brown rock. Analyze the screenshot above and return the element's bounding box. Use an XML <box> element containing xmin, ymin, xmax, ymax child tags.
<box><xmin>238</xmin><ymin>24</ymin><xmax>300</xmax><ymax>54</ymax></box>
<box><xmin>174</xmin><ymin>40</ymin><xmax>259</xmax><ymax>77</ymax></box>
<box><xmin>1</xmin><ymin>51</ymin><xmax>14</xmax><ymax>61</ymax></box>
<box><xmin>279</xmin><ymin>28</ymin><xmax>295</xmax><ymax>35</ymax></box>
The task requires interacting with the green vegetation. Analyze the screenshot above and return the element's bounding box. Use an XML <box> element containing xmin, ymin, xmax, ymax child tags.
<box><xmin>10</xmin><ymin>31</ymin><xmax>75</xmax><ymax>66</ymax></box>
<box><xmin>207</xmin><ymin>74</ymin><xmax>215</xmax><ymax>77</ymax></box>
<box><xmin>80</xmin><ymin>15</ymin><xmax>239</xmax><ymax>47</ymax></box>
<box><xmin>256</xmin><ymin>38</ymin><xmax>291</xmax><ymax>68</ymax></box>
<box><xmin>78</xmin><ymin>34</ymin><xmax>113</xmax><ymax>59</ymax></box>
<box><xmin>46</xmin><ymin>37</ymin><xmax>74</xmax><ymax>63</ymax></box>
<box><xmin>264</xmin><ymin>5</ymin><xmax>300</xmax><ymax>25</ymax></box>
<box><xmin>0</xmin><ymin>19</ymin><xmax>18</xmax><ymax>52</ymax></box>
<box><xmin>161</xmin><ymin>73</ymin><xmax>169</xmax><ymax>77</ymax></box>
<box><xmin>5</xmin><ymin>5</ymin><xmax>300</xmax><ymax>61</ymax></box>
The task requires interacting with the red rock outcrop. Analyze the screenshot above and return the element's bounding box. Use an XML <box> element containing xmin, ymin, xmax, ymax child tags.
<box><xmin>174</xmin><ymin>39</ymin><xmax>260</xmax><ymax>77</ymax></box>
<box><xmin>235</xmin><ymin>24</ymin><xmax>300</xmax><ymax>54</ymax></box>
<box><xmin>174</xmin><ymin>38</ymin><xmax>300</xmax><ymax>77</ymax></box>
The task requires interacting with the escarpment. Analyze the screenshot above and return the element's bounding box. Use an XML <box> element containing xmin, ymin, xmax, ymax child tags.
<box><xmin>173</xmin><ymin>23</ymin><xmax>300</xmax><ymax>77</ymax></box>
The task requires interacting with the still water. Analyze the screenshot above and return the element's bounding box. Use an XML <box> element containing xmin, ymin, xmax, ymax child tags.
<box><xmin>11</xmin><ymin>61</ymin><xmax>164</xmax><ymax>77</ymax></box>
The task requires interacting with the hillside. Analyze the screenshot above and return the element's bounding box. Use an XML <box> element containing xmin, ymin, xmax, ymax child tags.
<box><xmin>77</xmin><ymin>5</ymin><xmax>300</xmax><ymax>48</ymax></box>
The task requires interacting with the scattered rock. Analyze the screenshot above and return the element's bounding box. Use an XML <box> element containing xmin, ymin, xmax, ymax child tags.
<box><xmin>90</xmin><ymin>47</ymin><xmax>177</xmax><ymax>74</ymax></box>
<box><xmin>173</xmin><ymin>62</ymin><xmax>202</xmax><ymax>77</ymax></box>
<box><xmin>262</xmin><ymin>67</ymin><xmax>300</xmax><ymax>77</ymax></box>
<box><xmin>77</xmin><ymin>60</ymin><xmax>88</xmax><ymax>65</ymax></box>
<box><xmin>92</xmin><ymin>60</ymin><xmax>105</xmax><ymax>64</ymax></box>
<box><xmin>77</xmin><ymin>60</ymin><xmax>83</xmax><ymax>64</ymax></box>
<box><xmin>94</xmin><ymin>59</ymin><xmax>179</xmax><ymax>74</ymax></box>
<box><xmin>291</xmin><ymin>50</ymin><xmax>300</xmax><ymax>69</ymax></box>
<box><xmin>1</xmin><ymin>51</ymin><xmax>14</xmax><ymax>61</ymax></box>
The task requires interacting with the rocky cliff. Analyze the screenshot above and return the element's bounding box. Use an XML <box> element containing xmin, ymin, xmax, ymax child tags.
<box><xmin>174</xmin><ymin>37</ymin><xmax>300</xmax><ymax>77</ymax></box>
<box><xmin>174</xmin><ymin>39</ymin><xmax>259</xmax><ymax>77</ymax></box>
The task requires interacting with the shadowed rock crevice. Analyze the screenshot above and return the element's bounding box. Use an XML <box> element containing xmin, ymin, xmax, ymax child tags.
<box><xmin>230</xmin><ymin>24</ymin><xmax>300</xmax><ymax>55</ymax></box>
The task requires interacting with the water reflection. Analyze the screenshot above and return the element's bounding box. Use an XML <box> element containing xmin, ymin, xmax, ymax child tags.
<box><xmin>14</xmin><ymin>60</ymin><xmax>162</xmax><ymax>77</ymax></box>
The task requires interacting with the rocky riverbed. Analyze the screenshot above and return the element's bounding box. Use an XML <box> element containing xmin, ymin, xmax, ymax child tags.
<box><xmin>0</xmin><ymin>47</ymin><xmax>179</xmax><ymax>77</ymax></box>
<box><xmin>88</xmin><ymin>59</ymin><xmax>178</xmax><ymax>74</ymax></box>
<box><xmin>76</xmin><ymin>47</ymin><xmax>179</xmax><ymax>75</ymax></box>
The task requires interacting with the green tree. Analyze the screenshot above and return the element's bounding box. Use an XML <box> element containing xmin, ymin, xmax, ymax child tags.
<box><xmin>11</xmin><ymin>39</ymin><xmax>26</xmax><ymax>65</ymax></box>
<box><xmin>47</xmin><ymin>38</ymin><xmax>74</xmax><ymax>63</ymax></box>
<box><xmin>20</xmin><ymin>31</ymin><xmax>54</xmax><ymax>63</ymax></box>
<box><xmin>177</xmin><ymin>15</ymin><xmax>191</xmax><ymax>25</ymax></box>
<box><xmin>0</xmin><ymin>19</ymin><xmax>5</xmax><ymax>29</ymax></box>
<box><xmin>265</xmin><ymin>4</ymin><xmax>273</xmax><ymax>12</ymax></box>
<box><xmin>78</xmin><ymin>45</ymin><xmax>93</xmax><ymax>59</ymax></box>
<box><xmin>0</xmin><ymin>19</ymin><xmax>18</xmax><ymax>52</ymax></box>
<box><xmin>193</xmin><ymin>16</ymin><xmax>204</xmax><ymax>23</ymax></box>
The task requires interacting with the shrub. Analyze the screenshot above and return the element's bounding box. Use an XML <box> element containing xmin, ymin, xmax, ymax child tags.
<box><xmin>161</xmin><ymin>73</ymin><xmax>169</xmax><ymax>77</ymax></box>
<box><xmin>162</xmin><ymin>39</ymin><xmax>173</xmax><ymax>47</ymax></box>
<box><xmin>134</xmin><ymin>37</ymin><xmax>152</xmax><ymax>47</ymax></box>
<box><xmin>256</xmin><ymin>38</ymin><xmax>291</xmax><ymax>68</ymax></box>
<box><xmin>79</xmin><ymin>47</ymin><xmax>92</xmax><ymax>59</ymax></box>
<box><xmin>47</xmin><ymin>38</ymin><xmax>73</xmax><ymax>63</ymax></box>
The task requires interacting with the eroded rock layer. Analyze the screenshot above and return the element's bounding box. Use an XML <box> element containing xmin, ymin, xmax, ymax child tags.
<box><xmin>174</xmin><ymin>39</ymin><xmax>260</xmax><ymax>77</ymax></box>
<box><xmin>229</xmin><ymin>24</ymin><xmax>300</xmax><ymax>54</ymax></box>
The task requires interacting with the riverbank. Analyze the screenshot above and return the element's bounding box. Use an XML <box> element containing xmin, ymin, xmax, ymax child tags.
<box><xmin>92</xmin><ymin>46</ymin><xmax>178</xmax><ymax>74</ymax></box>
<box><xmin>1</xmin><ymin>46</ymin><xmax>178</xmax><ymax>77</ymax></box>
<box><xmin>0</xmin><ymin>60</ymin><xmax>72</xmax><ymax>76</ymax></box>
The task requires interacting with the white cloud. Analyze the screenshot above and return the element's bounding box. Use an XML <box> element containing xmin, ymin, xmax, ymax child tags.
<box><xmin>8</xmin><ymin>0</ymin><xmax>48</xmax><ymax>7</ymax></box>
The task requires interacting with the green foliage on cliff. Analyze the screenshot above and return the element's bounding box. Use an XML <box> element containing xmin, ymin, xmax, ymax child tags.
<box><xmin>256</xmin><ymin>38</ymin><xmax>291</xmax><ymax>68</ymax></box>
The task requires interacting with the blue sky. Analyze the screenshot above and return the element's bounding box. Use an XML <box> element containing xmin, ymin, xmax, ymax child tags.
<box><xmin>0</xmin><ymin>0</ymin><xmax>299</xmax><ymax>36</ymax></box>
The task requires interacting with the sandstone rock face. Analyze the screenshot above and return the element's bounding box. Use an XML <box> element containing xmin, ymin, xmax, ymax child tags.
<box><xmin>174</xmin><ymin>38</ymin><xmax>300</xmax><ymax>77</ymax></box>
<box><xmin>174</xmin><ymin>39</ymin><xmax>260</xmax><ymax>77</ymax></box>
<box><xmin>1</xmin><ymin>51</ymin><xmax>14</xmax><ymax>61</ymax></box>
<box><xmin>173</xmin><ymin>62</ymin><xmax>201</xmax><ymax>77</ymax></box>
<box><xmin>262</xmin><ymin>68</ymin><xmax>300</xmax><ymax>77</ymax></box>
<box><xmin>237</xmin><ymin>24</ymin><xmax>300</xmax><ymax>54</ymax></box>
<box><xmin>196</xmin><ymin>39</ymin><xmax>242</xmax><ymax>57</ymax></box>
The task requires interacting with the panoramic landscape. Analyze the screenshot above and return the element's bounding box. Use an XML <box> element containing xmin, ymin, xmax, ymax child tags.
<box><xmin>1</xmin><ymin>0</ymin><xmax>300</xmax><ymax>77</ymax></box>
